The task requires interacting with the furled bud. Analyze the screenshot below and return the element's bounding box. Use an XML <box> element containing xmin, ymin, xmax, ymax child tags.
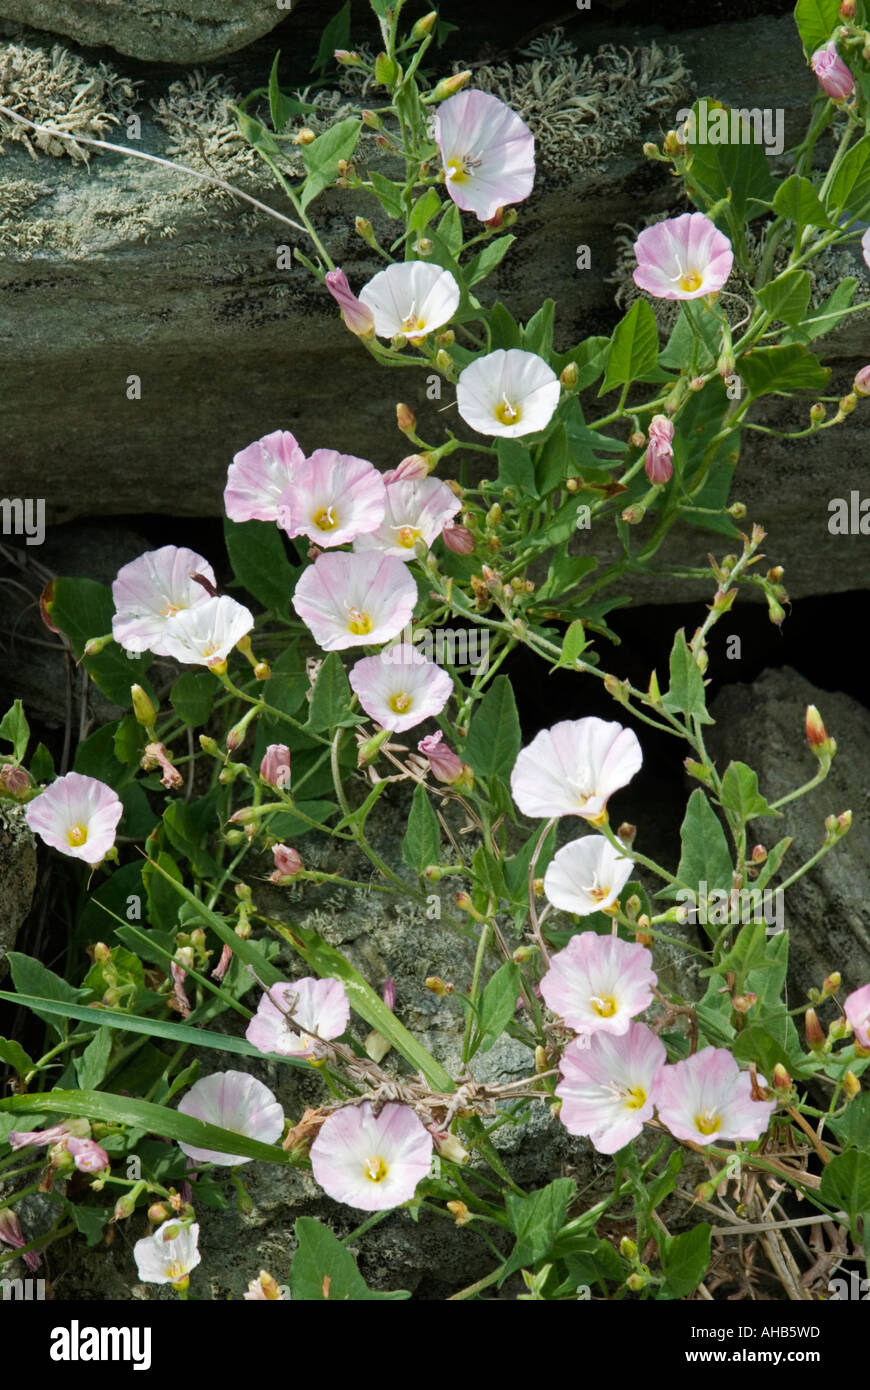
<box><xmin>432</xmin><ymin>1130</ymin><xmax>469</xmax><ymax>1165</ymax></box>
<box><xmin>411</xmin><ymin>11</ymin><xmax>438</xmax><ymax>41</ymax></box>
<box><xmin>842</xmin><ymin>1070</ymin><xmax>861</xmax><ymax>1099</ymax></box>
<box><xmin>429</xmin><ymin>71</ymin><xmax>472</xmax><ymax>102</ymax></box>
<box><xmin>751</xmin><ymin>844</ymin><xmax>767</xmax><ymax>864</ymax></box>
<box><xmin>260</xmin><ymin>743</ymin><xmax>291</xmax><ymax>789</ymax></box>
<box><xmin>821</xmin><ymin>971</ymin><xmax>841</xmax><ymax>999</ymax></box>
<box><xmin>324</xmin><ymin>268</ymin><xmax>376</xmax><ymax>339</ymax></box>
<box><xmin>771</xmin><ymin>1064</ymin><xmax>791</xmax><ymax>1092</ymax></box>
<box><xmin>620</xmin><ymin>1237</ymin><xmax>638</xmax><ymax>1260</ymax></box>
<box><xmin>644</xmin><ymin>414</ymin><xmax>674</xmax><ymax>485</ymax></box>
<box><xmin>0</xmin><ymin>763</ymin><xmax>31</xmax><ymax>799</ymax></box>
<box><xmin>805</xmin><ymin>1007</ymin><xmax>825</xmax><ymax>1050</ymax></box>
<box><xmin>333</xmin><ymin>50</ymin><xmax>362</xmax><ymax>67</ymax></box>
<box><xmin>270</xmin><ymin>844</ymin><xmax>303</xmax><ymax>882</ymax></box>
<box><xmin>810</xmin><ymin>402</ymin><xmax>826</xmax><ymax>425</ymax></box>
<box><xmin>839</xmin><ymin>0</ymin><xmax>856</xmax><ymax>15</ymax></box>
<box><xmin>396</xmin><ymin>402</ymin><xmax>417</xmax><ymax>435</ymax></box>
<box><xmin>83</xmin><ymin>633</ymin><xmax>113</xmax><ymax>657</ymax></box>
<box><xmin>559</xmin><ymin>362</ymin><xmax>579</xmax><ymax>390</ymax></box>
<box><xmin>425</xmin><ymin>976</ymin><xmax>453</xmax><ymax>996</ymax></box>
<box><xmin>810</xmin><ymin>40</ymin><xmax>854</xmax><ymax>99</ymax></box>
<box><xmin>805</xmin><ymin>705</ymin><xmax>836</xmax><ymax>764</ymax></box>
<box><xmin>418</xmin><ymin>731</ymin><xmax>464</xmax><ymax>784</ymax></box>
<box><xmin>131</xmin><ymin>684</ymin><xmax>158</xmax><ymax>730</ymax></box>
<box><xmin>839</xmin><ymin>393</ymin><xmax>858</xmax><ymax>415</ymax></box>
<box><xmin>854</xmin><ymin>365</ymin><xmax>870</xmax><ymax>397</ymax></box>
<box><xmin>442</xmin><ymin>524</ymin><xmax>475</xmax><ymax>555</ymax></box>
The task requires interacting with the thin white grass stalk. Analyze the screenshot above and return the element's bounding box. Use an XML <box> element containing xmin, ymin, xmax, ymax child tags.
<box><xmin>0</xmin><ymin>104</ymin><xmax>308</xmax><ymax>235</ymax></box>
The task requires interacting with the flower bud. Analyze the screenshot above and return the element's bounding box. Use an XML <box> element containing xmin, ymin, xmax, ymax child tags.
<box><xmin>447</xmin><ymin>1200</ymin><xmax>472</xmax><ymax>1226</ymax></box>
<box><xmin>821</xmin><ymin>971</ymin><xmax>841</xmax><ymax>999</ymax></box>
<box><xmin>83</xmin><ymin>633</ymin><xmax>113</xmax><ymax>657</ymax></box>
<box><xmin>199</xmin><ymin>735</ymin><xmax>221</xmax><ymax>757</ymax></box>
<box><xmin>253</xmin><ymin>661</ymin><xmax>271</xmax><ymax>682</ymax></box>
<box><xmin>425</xmin><ymin>976</ymin><xmax>453</xmax><ymax>996</ymax></box>
<box><xmin>324</xmin><ymin>268</ymin><xmax>376</xmax><ymax>339</ymax></box>
<box><xmin>842</xmin><ymin>1070</ymin><xmax>861</xmax><ymax>1099</ymax></box>
<box><xmin>662</xmin><ymin>129</ymin><xmax>687</xmax><ymax>156</ymax></box>
<box><xmin>751</xmin><ymin>843</ymin><xmax>767</xmax><ymax>864</ymax></box>
<box><xmin>333</xmin><ymin>49</ymin><xmax>362</xmax><ymax>67</ymax></box>
<box><xmin>732</xmin><ymin>993</ymin><xmax>757</xmax><ymax>1015</ymax></box>
<box><xmin>809</xmin><ymin>402</ymin><xmax>826</xmax><ymax>425</ymax></box>
<box><xmin>442</xmin><ymin>524</ymin><xmax>475</xmax><ymax>555</ymax></box>
<box><xmin>810</xmin><ymin>40</ymin><xmax>854</xmax><ymax>99</ymax></box>
<box><xmin>805</xmin><ymin>705</ymin><xmax>836</xmax><ymax>763</ymax></box>
<box><xmin>642</xmin><ymin>141</ymin><xmax>659</xmax><ymax>158</ymax></box>
<box><xmin>805</xmin><ymin>1007</ymin><xmax>825</xmax><ymax>1050</ymax></box>
<box><xmin>559</xmin><ymin>362</ymin><xmax>579</xmax><ymax>390</ymax></box>
<box><xmin>418</xmin><ymin>732</ymin><xmax>465</xmax><ymax>784</ymax></box>
<box><xmin>270</xmin><ymin>844</ymin><xmax>303</xmax><ymax>882</ymax></box>
<box><xmin>772</xmin><ymin>1064</ymin><xmax>791</xmax><ymax>1092</ymax></box>
<box><xmin>621</xmin><ymin>504</ymin><xmax>646</xmax><ymax>525</ymax></box>
<box><xmin>411</xmin><ymin>11</ymin><xmax>438</xmax><ymax>40</ymax></box>
<box><xmin>435</xmin><ymin>348</ymin><xmax>454</xmax><ymax>374</ymax></box>
<box><xmin>644</xmin><ymin>414</ymin><xmax>674</xmax><ymax>485</ymax></box>
<box><xmin>430</xmin><ymin>71</ymin><xmax>472</xmax><ymax>102</ymax></box>
<box><xmin>626</xmin><ymin>1271</ymin><xmax>647</xmax><ymax>1291</ymax></box>
<box><xmin>840</xmin><ymin>0</ymin><xmax>856</xmax><ymax>15</ymax></box>
<box><xmin>620</xmin><ymin>1237</ymin><xmax>638</xmax><ymax>1260</ymax></box>
<box><xmin>148</xmin><ymin>1201</ymin><xmax>170</xmax><ymax>1226</ymax></box>
<box><xmin>617</xmin><ymin>823</ymin><xmax>636</xmax><ymax>848</ymax></box>
<box><xmin>131</xmin><ymin>684</ymin><xmax>157</xmax><ymax>729</ymax></box>
<box><xmin>0</xmin><ymin>763</ymin><xmax>31</xmax><ymax>799</ymax></box>
<box><xmin>260</xmin><ymin>743</ymin><xmax>291</xmax><ymax>789</ymax></box>
<box><xmin>839</xmin><ymin>393</ymin><xmax>858</xmax><ymax>415</ymax></box>
<box><xmin>113</xmin><ymin>1194</ymin><xmax>138</xmax><ymax>1221</ymax></box>
<box><xmin>854</xmin><ymin>365</ymin><xmax>870</xmax><ymax>397</ymax></box>
<box><xmin>433</xmin><ymin>1131</ymin><xmax>469</xmax><ymax>1165</ymax></box>
<box><xmin>396</xmin><ymin>402</ymin><xmax>417</xmax><ymax>435</ymax></box>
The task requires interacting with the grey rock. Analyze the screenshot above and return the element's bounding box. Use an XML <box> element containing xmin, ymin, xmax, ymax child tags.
<box><xmin>708</xmin><ymin>667</ymin><xmax>870</xmax><ymax>999</ymax></box>
<box><xmin>0</xmin><ymin>1</ymin><xmax>295</xmax><ymax>64</ymax></box>
<box><xmin>0</xmin><ymin>802</ymin><xmax>36</xmax><ymax>981</ymax></box>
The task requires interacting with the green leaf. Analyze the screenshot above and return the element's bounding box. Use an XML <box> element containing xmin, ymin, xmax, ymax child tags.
<box><xmin>401</xmin><ymin>783</ymin><xmax>441</xmax><ymax>874</ymax></box>
<box><xmin>49</xmin><ymin>577</ymin><xmax>153</xmax><ymax>706</ymax></box>
<box><xmin>162</xmin><ymin>800</ymin><xmax>220</xmax><ymax>878</ymax></box>
<box><xmin>757</xmin><ymin>269</ymin><xmax>812</xmax><ymax>327</ymax></box>
<box><xmin>684</xmin><ymin>102</ymin><xmax>775</xmax><ymax>224</ymax></box>
<box><xmin>600</xmin><ymin>300</ymin><xmax>659</xmax><ymax>395</ymax></box>
<box><xmin>0</xmin><ymin>1037</ymin><xmax>34</xmax><ymax>1077</ymax></box>
<box><xmin>497</xmin><ymin>439</ymin><xmax>538</xmax><ymax>498</ymax></box>
<box><xmin>738</xmin><ymin>344</ymin><xmax>830</xmax><ymax>397</ymax></box>
<box><xmin>462</xmin><ymin>676</ymin><xmax>521</xmax><ymax>780</ymax></box>
<box><xmin>74</xmin><ymin>1027</ymin><xmax>113</xmax><ymax>1091</ymax></box>
<box><xmin>782</xmin><ymin>277</ymin><xmax>857</xmax><ymax>345</ymax></box>
<box><xmin>828</xmin><ymin>135</ymin><xmax>870</xmax><ymax>218</ymax></box>
<box><xmin>300</xmin><ymin>117</ymin><xmax>361</xmax><ymax>210</ymax></box>
<box><xmin>819</xmin><ymin>1150</ymin><xmax>870</xmax><ymax>1238</ymax></box>
<box><xmin>0</xmin><ymin>1089</ymin><xmax>293</xmax><ymax>1165</ymax></box>
<box><xmin>555</xmin><ymin>620</ymin><xmax>588</xmax><ymax>672</ymax></box>
<box><xmin>307</xmin><ymin>652</ymin><xmax>353</xmax><ymax>731</ymax></box>
<box><xmin>69</xmin><ymin>1203</ymin><xmax>110</xmax><ymax>1248</ymax></box>
<box><xmin>754</xmin><ymin>835</ymin><xmax>792</xmax><ymax>891</ymax></box>
<box><xmin>464</xmin><ymin>235</ymin><xmax>515</xmax><ymax>287</ymax></box>
<box><xmin>367</xmin><ymin>169</ymin><xmax>404</xmax><ymax>219</ymax></box>
<box><xmin>223</xmin><ymin>518</ymin><xmax>297</xmax><ymax>613</ymax></box>
<box><xmin>660</xmin><ymin>1222</ymin><xmax>711</xmax><ymax>1298</ymax></box>
<box><xmin>29</xmin><ymin>742</ymin><xmax>55</xmax><ymax>782</ymax></box>
<box><xmin>770</xmin><ymin>174</ymin><xmax>830</xmax><ymax>231</ymax></box>
<box><xmin>313</xmin><ymin>2</ymin><xmax>351</xmax><ymax>74</ymax></box>
<box><xmin>719</xmin><ymin>761</ymin><xmax>780</xmax><ymax>825</ymax></box>
<box><xmin>658</xmin><ymin>305</ymin><xmax>721</xmax><ymax>371</ymax></box>
<box><xmin>437</xmin><ymin>202</ymin><xmax>463</xmax><ymax>255</ymax></box>
<box><xmin>501</xmin><ymin>1178</ymin><xmax>577</xmax><ymax>1283</ymax></box>
<box><xmin>0</xmin><ymin>699</ymin><xmax>29</xmax><ymax>762</ymax></box>
<box><xmin>552</xmin><ymin>336</ymin><xmax>610</xmax><ymax>390</ymax></box>
<box><xmin>488</xmin><ymin>301</ymin><xmax>522</xmax><ymax>350</ymax></box>
<box><xmin>171</xmin><ymin>671</ymin><xmax>214</xmax><ymax>728</ymax></box>
<box><xmin>476</xmin><ymin>961</ymin><xmax>520</xmax><ymax>1054</ymax></box>
<box><xmin>267</xmin><ymin>51</ymin><xmax>295</xmax><ymax>133</ymax></box>
<box><xmin>661</xmin><ymin>629</ymin><xmax>712</xmax><ymax>724</ymax></box>
<box><xmin>522</xmin><ymin>299</ymin><xmax>555</xmax><ymax>358</ymax></box>
<box><xmin>407</xmin><ymin>187</ymin><xmax>441</xmax><ymax>236</ymax></box>
<box><xmin>659</xmin><ymin>790</ymin><xmax>733</xmax><ymax>903</ymax></box>
<box><xmin>291</xmin><ymin>1217</ymin><xmax>410</xmax><ymax>1300</ymax></box>
<box><xmin>794</xmin><ymin>0</ymin><xmax>841</xmax><ymax>57</ymax></box>
<box><xmin>6</xmin><ymin>954</ymin><xmax>87</xmax><ymax>1038</ymax></box>
<box><xmin>536</xmin><ymin>422</ymin><xmax>571</xmax><ymax>495</ymax></box>
<box><xmin>732</xmin><ymin>1022</ymin><xmax>796</xmax><ymax>1076</ymax></box>
<box><xmin>828</xmin><ymin>1092</ymin><xmax>870</xmax><ymax>1152</ymax></box>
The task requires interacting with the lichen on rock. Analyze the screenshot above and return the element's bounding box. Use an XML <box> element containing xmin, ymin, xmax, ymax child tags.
<box><xmin>0</xmin><ymin>39</ymin><xmax>137</xmax><ymax>162</ymax></box>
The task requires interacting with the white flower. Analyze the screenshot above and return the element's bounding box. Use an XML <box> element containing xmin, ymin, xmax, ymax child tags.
<box><xmin>457</xmin><ymin>349</ymin><xmax>559</xmax><ymax>438</ymax></box>
<box><xmin>511</xmin><ymin>717</ymin><xmax>643</xmax><ymax>823</ymax></box>
<box><xmin>353</xmin><ymin>476</ymin><xmax>460</xmax><ymax>560</ymax></box>
<box><xmin>544</xmin><ymin>835</ymin><xmax>634</xmax><ymax>915</ymax></box>
<box><xmin>349</xmin><ymin>651</ymin><xmax>453</xmax><ymax>732</ymax></box>
<box><xmin>359</xmin><ymin>261</ymin><xmax>461</xmax><ymax>340</ymax></box>
<box><xmin>134</xmin><ymin>1220</ymin><xmax>201</xmax><ymax>1287</ymax></box>
<box><xmin>112</xmin><ymin>545</ymin><xmax>217</xmax><ymax>656</ymax></box>
<box><xmin>160</xmin><ymin>595</ymin><xmax>254</xmax><ymax>671</ymax></box>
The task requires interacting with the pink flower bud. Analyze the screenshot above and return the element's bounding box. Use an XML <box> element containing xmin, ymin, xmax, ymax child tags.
<box><xmin>170</xmin><ymin>961</ymin><xmax>192</xmax><ymax>1018</ymax></box>
<box><xmin>442</xmin><ymin>525</ymin><xmax>476</xmax><ymax>555</ymax></box>
<box><xmin>270</xmin><ymin>843</ymin><xmax>303</xmax><ymax>881</ymax></box>
<box><xmin>8</xmin><ymin>1124</ymin><xmax>70</xmax><ymax>1151</ymax></box>
<box><xmin>260</xmin><ymin>743</ymin><xmax>291</xmax><ymax>789</ymax></box>
<box><xmin>211</xmin><ymin>942</ymin><xmax>233</xmax><ymax>981</ymax></box>
<box><xmin>382</xmin><ymin>977</ymin><xmax>396</xmax><ymax>1011</ymax></box>
<box><xmin>383</xmin><ymin>454</ymin><xmax>430</xmax><ymax>483</ymax></box>
<box><xmin>854</xmin><ymin>365</ymin><xmax>870</xmax><ymax>397</ymax></box>
<box><xmin>325</xmin><ymin>269</ymin><xmax>376</xmax><ymax>339</ymax></box>
<box><xmin>417</xmin><ymin>731</ymin><xmax>464</xmax><ymax>784</ymax></box>
<box><xmin>0</xmin><ymin>1207</ymin><xmax>41</xmax><ymax>1270</ymax></box>
<box><xmin>810</xmin><ymin>41</ymin><xmax>854</xmax><ymax>99</ymax></box>
<box><xmin>644</xmin><ymin>436</ymin><xmax>673</xmax><ymax>484</ymax></box>
<box><xmin>0</xmin><ymin>764</ymin><xmax>31</xmax><ymax>799</ymax></box>
<box><xmin>66</xmin><ymin>1136</ymin><xmax>109</xmax><ymax>1174</ymax></box>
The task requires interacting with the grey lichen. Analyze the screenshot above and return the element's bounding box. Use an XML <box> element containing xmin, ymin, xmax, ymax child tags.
<box><xmin>0</xmin><ymin>39</ymin><xmax>137</xmax><ymax>162</ymax></box>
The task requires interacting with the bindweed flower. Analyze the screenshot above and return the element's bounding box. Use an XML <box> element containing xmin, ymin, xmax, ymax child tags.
<box><xmin>540</xmin><ymin>931</ymin><xmax>656</xmax><ymax>1036</ymax></box>
<box><xmin>134</xmin><ymin>1219</ymin><xmax>201</xmax><ymax>1287</ymax></box>
<box><xmin>854</xmin><ymin>365</ymin><xmax>870</xmax><ymax>397</ymax></box>
<box><xmin>66</xmin><ymin>1136</ymin><xmax>109</xmax><ymax>1174</ymax></box>
<box><xmin>359</xmin><ymin>261</ymin><xmax>461</xmax><ymax>340</ymax></box>
<box><xmin>384</xmin><ymin>455</ymin><xmax>430</xmax><ymax>484</ymax></box>
<box><xmin>543</xmin><ymin>835</ymin><xmax>634</xmax><ymax>916</ymax></box>
<box><xmin>25</xmin><ymin>772</ymin><xmax>123</xmax><ymax>865</ymax></box>
<box><xmin>435</xmin><ymin>89</ymin><xmax>535</xmax><ymax>222</ymax></box>
<box><xmin>260</xmin><ymin>743</ymin><xmax>291</xmax><ymax>789</ymax></box>
<box><xmin>271</xmin><ymin>843</ymin><xmax>303</xmax><ymax>881</ymax></box>
<box><xmin>844</xmin><ymin>982</ymin><xmax>870</xmax><ymax>1049</ymax></box>
<box><xmin>418</xmin><ymin>731</ymin><xmax>463</xmax><ymax>784</ymax></box>
<box><xmin>353</xmin><ymin>476</ymin><xmax>460</xmax><ymax>559</ymax></box>
<box><xmin>810</xmin><ymin>40</ymin><xmax>854</xmax><ymax>99</ymax></box>
<box><xmin>112</xmin><ymin>545</ymin><xmax>217</xmax><ymax>655</ymax></box>
<box><xmin>325</xmin><ymin>268</ymin><xmax>376</xmax><ymax>338</ymax></box>
<box><xmin>349</xmin><ymin>652</ymin><xmax>453</xmax><ymax>732</ymax></box>
<box><xmin>633</xmin><ymin>212</ymin><xmax>734</xmax><ymax>300</ymax></box>
<box><xmin>457</xmin><ymin>349</ymin><xmax>560</xmax><ymax>438</ymax></box>
<box><xmin>310</xmin><ymin>1101</ymin><xmax>433</xmax><ymax>1211</ymax></box>
<box><xmin>246</xmin><ymin>977</ymin><xmax>350</xmax><ymax>1059</ymax></box>
<box><xmin>556</xmin><ymin>1023</ymin><xmax>666</xmax><ymax>1153</ymax></box>
<box><xmin>211</xmin><ymin>942</ymin><xmax>233</xmax><ymax>981</ymax></box>
<box><xmin>511</xmin><ymin>716</ymin><xmax>643</xmax><ymax>822</ymax></box>
<box><xmin>0</xmin><ymin>1207</ymin><xmax>41</xmax><ymax>1272</ymax></box>
<box><xmin>159</xmin><ymin>595</ymin><xmax>254</xmax><ymax>672</ymax></box>
<box><xmin>176</xmin><ymin>1071</ymin><xmax>284</xmax><ymax>1166</ymax></box>
<box><xmin>277</xmin><ymin>450</ymin><xmax>386</xmax><ymax>548</ymax></box>
<box><xmin>644</xmin><ymin>414</ymin><xmax>675</xmax><ymax>484</ymax></box>
<box><xmin>442</xmin><ymin>524</ymin><xmax>475</xmax><ymax>555</ymax></box>
<box><xmin>655</xmin><ymin>1048</ymin><xmax>777</xmax><ymax>1144</ymax></box>
<box><xmin>224</xmin><ymin>430</ymin><xmax>305</xmax><ymax>523</ymax></box>
<box><xmin>244</xmin><ymin>1270</ymin><xmax>290</xmax><ymax>1300</ymax></box>
<box><xmin>7</xmin><ymin>1122</ymin><xmax>74</xmax><ymax>1151</ymax></box>
<box><xmin>292</xmin><ymin>551</ymin><xmax>418</xmax><ymax>651</ymax></box>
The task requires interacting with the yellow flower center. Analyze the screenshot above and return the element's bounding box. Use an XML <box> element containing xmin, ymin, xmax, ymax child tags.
<box><xmin>347</xmin><ymin>607</ymin><xmax>373</xmax><ymax>636</ymax></box>
<box><xmin>161</xmin><ymin>602</ymin><xmax>183</xmax><ymax>617</ymax></box>
<box><xmin>624</xmin><ymin>1086</ymin><xmax>647</xmax><ymax>1111</ymax></box>
<box><xmin>678</xmin><ymin>270</ymin><xmax>703</xmax><ymax>293</ymax></box>
<box><xmin>397</xmin><ymin>525</ymin><xmax>421</xmax><ymax>549</ymax></box>
<box><xmin>446</xmin><ymin>156</ymin><xmax>470</xmax><ymax>184</ymax></box>
<box><xmin>66</xmin><ymin>823</ymin><xmax>88</xmax><ymax>848</ymax></box>
<box><xmin>494</xmin><ymin>397</ymin><xmax>521</xmax><ymax>426</ymax></box>
<box><xmin>402</xmin><ymin>314</ymin><xmax>428</xmax><ymax>335</ymax></box>
<box><xmin>167</xmin><ymin>1260</ymin><xmax>185</xmax><ymax>1281</ymax></box>
<box><xmin>388</xmin><ymin>692</ymin><xmax>412</xmax><ymax>714</ymax></box>
<box><xmin>591</xmin><ymin>994</ymin><xmax>617</xmax><ymax>1018</ymax></box>
<box><xmin>364</xmin><ymin>1155</ymin><xmax>389</xmax><ymax>1183</ymax></box>
<box><xmin>695</xmin><ymin>1110</ymin><xmax>721</xmax><ymax>1136</ymax></box>
<box><xmin>313</xmin><ymin>505</ymin><xmax>338</xmax><ymax>532</ymax></box>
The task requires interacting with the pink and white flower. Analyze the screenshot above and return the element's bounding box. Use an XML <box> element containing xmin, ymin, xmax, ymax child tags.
<box><xmin>224</xmin><ymin>430</ymin><xmax>306</xmax><ymax>524</ymax></box>
<box><xmin>633</xmin><ymin>212</ymin><xmax>734</xmax><ymax>300</ymax></box>
<box><xmin>260</xmin><ymin>743</ymin><xmax>291</xmax><ymax>789</ymax></box>
<box><xmin>277</xmin><ymin>450</ymin><xmax>386</xmax><ymax>548</ymax></box>
<box><xmin>540</xmin><ymin>931</ymin><xmax>656</xmax><ymax>1036</ymax></box>
<box><xmin>457</xmin><ymin>349</ymin><xmax>560</xmax><ymax>438</ymax></box>
<box><xmin>418</xmin><ymin>731</ymin><xmax>463</xmax><ymax>784</ymax></box>
<box><xmin>811</xmin><ymin>41</ymin><xmax>854</xmax><ymax>100</ymax></box>
<box><xmin>862</xmin><ymin>227</ymin><xmax>870</xmax><ymax>273</ymax></box>
<box><xmin>544</xmin><ymin>835</ymin><xmax>634</xmax><ymax>916</ymax></box>
<box><xmin>176</xmin><ymin>1071</ymin><xmax>284</xmax><ymax>1166</ymax></box>
<box><xmin>359</xmin><ymin>261</ymin><xmax>461</xmax><ymax>340</ymax></box>
<box><xmin>0</xmin><ymin>1207</ymin><xmax>41</xmax><ymax>1272</ymax></box>
<box><xmin>310</xmin><ymin>1101</ymin><xmax>433</xmax><ymax>1211</ymax></box>
<box><xmin>246</xmin><ymin>977</ymin><xmax>350</xmax><ymax>1059</ymax></box>
<box><xmin>557</xmin><ymin>1023</ymin><xmax>666</xmax><ymax>1153</ymax></box>
<box><xmin>353</xmin><ymin>476</ymin><xmax>460</xmax><ymax>559</ymax></box>
<box><xmin>655</xmin><ymin>1048</ymin><xmax>776</xmax><ymax>1145</ymax></box>
<box><xmin>25</xmin><ymin>771</ymin><xmax>123</xmax><ymax>864</ymax></box>
<box><xmin>325</xmin><ymin>268</ymin><xmax>376</xmax><ymax>338</ymax></box>
<box><xmin>271</xmin><ymin>844</ymin><xmax>303</xmax><ymax>881</ymax></box>
<box><xmin>66</xmin><ymin>1136</ymin><xmax>109</xmax><ymax>1174</ymax></box>
<box><xmin>511</xmin><ymin>717</ymin><xmax>643</xmax><ymax>822</ymax></box>
<box><xmin>644</xmin><ymin>414</ymin><xmax>674</xmax><ymax>485</ymax></box>
<box><xmin>112</xmin><ymin>545</ymin><xmax>217</xmax><ymax>655</ymax></box>
<box><xmin>7</xmin><ymin>1123</ymin><xmax>74</xmax><ymax>1151</ymax></box>
<box><xmin>844</xmin><ymin>982</ymin><xmax>870</xmax><ymax>1049</ymax></box>
<box><xmin>244</xmin><ymin>1270</ymin><xmax>290</xmax><ymax>1300</ymax></box>
<box><xmin>435</xmin><ymin>89</ymin><xmax>535</xmax><ymax>222</ymax></box>
<box><xmin>134</xmin><ymin>1219</ymin><xmax>201</xmax><ymax>1287</ymax></box>
<box><xmin>159</xmin><ymin>595</ymin><xmax>254</xmax><ymax>671</ymax></box>
<box><xmin>349</xmin><ymin>652</ymin><xmax>453</xmax><ymax>732</ymax></box>
<box><xmin>292</xmin><ymin>552</ymin><xmax>418</xmax><ymax>651</ymax></box>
